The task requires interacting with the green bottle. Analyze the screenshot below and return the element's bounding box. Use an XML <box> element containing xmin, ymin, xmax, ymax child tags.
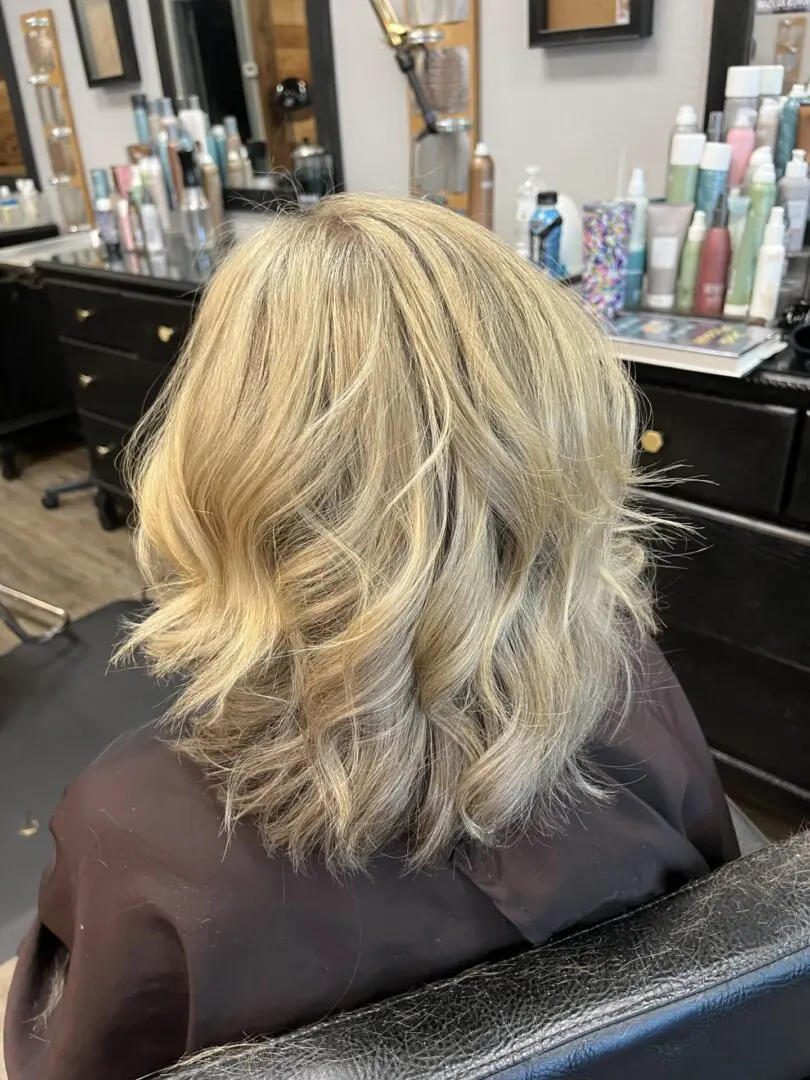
<box><xmin>667</xmin><ymin>133</ymin><xmax>706</xmax><ymax>204</ymax></box>
<box><xmin>675</xmin><ymin>210</ymin><xmax>707</xmax><ymax>314</ymax></box>
<box><xmin>724</xmin><ymin>161</ymin><xmax>777</xmax><ymax>317</ymax></box>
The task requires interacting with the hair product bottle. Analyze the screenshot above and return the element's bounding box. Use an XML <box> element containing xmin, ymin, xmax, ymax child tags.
<box><xmin>131</xmin><ymin>93</ymin><xmax>151</xmax><ymax>145</ymax></box>
<box><xmin>529</xmin><ymin>192</ymin><xmax>564</xmax><ymax>276</ymax></box>
<box><xmin>778</xmin><ymin>149</ymin><xmax>810</xmax><ymax>254</ymax></box>
<box><xmin>725</xmin><ymin>161</ymin><xmax>777</xmax><ymax>317</ymax></box>
<box><xmin>133</xmin><ymin>168</ymin><xmax>164</xmax><ymax>255</ymax></box>
<box><xmin>706</xmin><ymin>111</ymin><xmax>724</xmax><ymax>144</ymax></box>
<box><xmin>727</xmin><ymin>109</ymin><xmax>756</xmax><ymax>188</ymax></box>
<box><xmin>179</xmin><ymin>95</ymin><xmax>209</xmax><ymax>159</ymax></box>
<box><xmin>514</xmin><ymin>165</ymin><xmax>544</xmax><ymax>257</ymax></box>
<box><xmin>749</xmin><ymin>206</ymin><xmax>786</xmax><ymax>324</ymax></box>
<box><xmin>744</xmin><ymin>145</ymin><xmax>773</xmax><ymax>192</ymax></box>
<box><xmin>178</xmin><ymin>148</ymin><xmax>213</xmax><ymax>252</ymax></box>
<box><xmin>140</xmin><ymin>155</ymin><xmax>172</xmax><ymax>233</ymax></box>
<box><xmin>795</xmin><ymin>102</ymin><xmax>810</xmax><ymax>158</ymax></box>
<box><xmin>224</xmin><ymin>116</ymin><xmax>251</xmax><ymax>187</ymax></box>
<box><xmin>694</xmin><ymin>195</ymin><xmax>731</xmax><ymax>317</ymax></box>
<box><xmin>756</xmin><ymin>98</ymin><xmax>782</xmax><ymax>157</ymax></box>
<box><xmin>210</xmin><ymin>125</ymin><xmax>228</xmax><ymax>185</ymax></box>
<box><xmin>696</xmin><ymin>141</ymin><xmax>732</xmax><ymax>217</ymax></box>
<box><xmin>668</xmin><ymin>104</ymin><xmax>699</xmax><ymax>162</ymax></box>
<box><xmin>726</xmin><ymin>188</ymin><xmax>751</xmax><ymax>258</ymax></box>
<box><xmin>776</xmin><ymin>84</ymin><xmax>806</xmax><ymax>178</ymax></box>
<box><xmin>469</xmin><ymin>143</ymin><xmax>495</xmax><ymax>230</ymax></box>
<box><xmin>756</xmin><ymin>65</ymin><xmax>785</xmax><ymax>104</ymax></box>
<box><xmin>645</xmin><ymin>203</ymin><xmax>693</xmax><ymax>311</ymax></box>
<box><xmin>624</xmin><ymin>167</ymin><xmax>648</xmax><ymax>310</ymax></box>
<box><xmin>199</xmin><ymin>148</ymin><xmax>224</xmax><ymax>230</ymax></box>
<box><xmin>675</xmin><ymin>210</ymin><xmax>707</xmax><ymax>315</ymax></box>
<box><xmin>723</xmin><ymin>66</ymin><xmax>760</xmax><ymax>135</ymax></box>
<box><xmin>666</xmin><ymin>133</ymin><xmax>706</xmax><ymax>204</ymax></box>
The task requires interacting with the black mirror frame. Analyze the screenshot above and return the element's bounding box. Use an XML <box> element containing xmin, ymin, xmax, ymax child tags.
<box><xmin>0</xmin><ymin>6</ymin><xmax>41</xmax><ymax>186</ymax></box>
<box><xmin>704</xmin><ymin>0</ymin><xmax>757</xmax><ymax>127</ymax></box>
<box><xmin>529</xmin><ymin>0</ymin><xmax>654</xmax><ymax>48</ymax></box>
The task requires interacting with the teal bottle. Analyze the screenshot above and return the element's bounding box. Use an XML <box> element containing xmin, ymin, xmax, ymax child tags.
<box><xmin>776</xmin><ymin>84</ymin><xmax>807</xmax><ymax>178</ymax></box>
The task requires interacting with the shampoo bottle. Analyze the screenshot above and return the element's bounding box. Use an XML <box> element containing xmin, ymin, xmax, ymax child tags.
<box><xmin>666</xmin><ymin>133</ymin><xmax>706</xmax><ymax>204</ymax></box>
<box><xmin>778</xmin><ymin>149</ymin><xmax>810</xmax><ymax>253</ymax></box>
<box><xmin>675</xmin><ymin>210</ymin><xmax>707</xmax><ymax>314</ymax></box>
<box><xmin>727</xmin><ymin>108</ymin><xmax>756</xmax><ymax>188</ymax></box>
<box><xmin>725</xmin><ymin>161</ymin><xmax>777</xmax><ymax>318</ymax></box>
<box><xmin>749</xmin><ymin>206</ymin><xmax>786</xmax><ymax>324</ymax></box>
<box><xmin>776</xmin><ymin>84</ymin><xmax>806</xmax><ymax>177</ymax></box>
<box><xmin>695</xmin><ymin>195</ymin><xmax>732</xmax><ymax>318</ymax></box>
<box><xmin>624</xmin><ymin>167</ymin><xmax>648</xmax><ymax>310</ymax></box>
<box><xmin>469</xmin><ymin>143</ymin><xmax>495</xmax><ymax>230</ymax></box>
<box><xmin>755</xmin><ymin>97</ymin><xmax>782</xmax><ymax>156</ymax></box>
<box><xmin>696</xmin><ymin>141</ymin><xmax>732</xmax><ymax>217</ymax></box>
<box><xmin>727</xmin><ymin>188</ymin><xmax>751</xmax><ymax>258</ymax></box>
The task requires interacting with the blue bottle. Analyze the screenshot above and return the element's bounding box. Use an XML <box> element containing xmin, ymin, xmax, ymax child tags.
<box><xmin>529</xmin><ymin>192</ymin><xmax>565</xmax><ymax>278</ymax></box>
<box><xmin>776</xmin><ymin>84</ymin><xmax>807</xmax><ymax>179</ymax></box>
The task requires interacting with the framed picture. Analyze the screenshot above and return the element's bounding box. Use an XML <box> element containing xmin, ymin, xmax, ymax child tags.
<box><xmin>69</xmin><ymin>0</ymin><xmax>139</xmax><ymax>86</ymax></box>
<box><xmin>529</xmin><ymin>0</ymin><xmax>654</xmax><ymax>47</ymax></box>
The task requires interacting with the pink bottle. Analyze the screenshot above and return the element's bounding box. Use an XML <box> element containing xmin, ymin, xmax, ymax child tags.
<box><xmin>727</xmin><ymin>108</ymin><xmax>757</xmax><ymax>188</ymax></box>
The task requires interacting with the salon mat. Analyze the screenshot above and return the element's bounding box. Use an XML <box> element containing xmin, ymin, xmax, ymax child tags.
<box><xmin>0</xmin><ymin>599</ymin><xmax>172</xmax><ymax>961</ymax></box>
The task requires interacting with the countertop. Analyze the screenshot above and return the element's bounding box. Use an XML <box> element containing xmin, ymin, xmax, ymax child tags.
<box><xmin>37</xmin><ymin>237</ymin><xmax>217</xmax><ymax>294</ymax></box>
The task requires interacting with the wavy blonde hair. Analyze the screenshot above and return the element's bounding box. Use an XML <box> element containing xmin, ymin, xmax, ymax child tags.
<box><xmin>124</xmin><ymin>194</ymin><xmax>654</xmax><ymax>869</ymax></box>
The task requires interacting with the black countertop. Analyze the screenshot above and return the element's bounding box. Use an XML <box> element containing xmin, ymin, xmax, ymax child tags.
<box><xmin>37</xmin><ymin>237</ymin><xmax>218</xmax><ymax>296</ymax></box>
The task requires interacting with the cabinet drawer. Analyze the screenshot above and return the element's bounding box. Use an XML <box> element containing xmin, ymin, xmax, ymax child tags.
<box><xmin>48</xmin><ymin>279</ymin><xmax>193</xmax><ymax>361</ymax></box>
<box><xmin>80</xmin><ymin>414</ymin><xmax>130</xmax><ymax>494</ymax></box>
<box><xmin>637</xmin><ymin>384</ymin><xmax>797</xmax><ymax>516</ymax></box>
<box><xmin>48</xmin><ymin>280</ymin><xmax>130</xmax><ymax>347</ymax></box>
<box><xmin>64</xmin><ymin>339</ymin><xmax>168</xmax><ymax>427</ymax></box>
<box><xmin>788</xmin><ymin>413</ymin><xmax>810</xmax><ymax>525</ymax></box>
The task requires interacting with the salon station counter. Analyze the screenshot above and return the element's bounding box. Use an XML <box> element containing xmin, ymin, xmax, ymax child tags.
<box><xmin>4</xmin><ymin>237</ymin><xmax>810</xmax><ymax>833</ymax></box>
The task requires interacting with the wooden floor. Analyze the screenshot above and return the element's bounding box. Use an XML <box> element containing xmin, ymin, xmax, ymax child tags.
<box><xmin>0</xmin><ymin>448</ymin><xmax>143</xmax><ymax>654</ymax></box>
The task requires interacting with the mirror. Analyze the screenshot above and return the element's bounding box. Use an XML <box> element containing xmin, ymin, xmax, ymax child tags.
<box><xmin>148</xmin><ymin>0</ymin><xmax>342</xmax><ymax>189</ymax></box>
<box><xmin>529</xmin><ymin>0</ymin><xmax>653</xmax><ymax>47</ymax></box>
<box><xmin>0</xmin><ymin>8</ymin><xmax>40</xmax><ymax>185</ymax></box>
<box><xmin>752</xmin><ymin>4</ymin><xmax>810</xmax><ymax>91</ymax></box>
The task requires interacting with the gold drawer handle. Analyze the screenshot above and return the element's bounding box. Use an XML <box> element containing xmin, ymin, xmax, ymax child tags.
<box><xmin>157</xmin><ymin>324</ymin><xmax>176</xmax><ymax>343</ymax></box>
<box><xmin>75</xmin><ymin>308</ymin><xmax>94</xmax><ymax>323</ymax></box>
<box><xmin>77</xmin><ymin>372</ymin><xmax>94</xmax><ymax>388</ymax></box>
<box><xmin>640</xmin><ymin>430</ymin><xmax>665</xmax><ymax>455</ymax></box>
<box><xmin>95</xmin><ymin>443</ymin><xmax>115</xmax><ymax>457</ymax></box>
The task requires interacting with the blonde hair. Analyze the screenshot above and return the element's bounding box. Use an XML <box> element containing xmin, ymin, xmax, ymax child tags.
<box><xmin>124</xmin><ymin>194</ymin><xmax>654</xmax><ymax>869</ymax></box>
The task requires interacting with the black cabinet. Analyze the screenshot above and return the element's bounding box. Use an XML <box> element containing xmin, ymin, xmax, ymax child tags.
<box><xmin>0</xmin><ymin>264</ymin><xmax>76</xmax><ymax>479</ymax></box>
<box><xmin>43</xmin><ymin>267</ymin><xmax>195</xmax><ymax>527</ymax></box>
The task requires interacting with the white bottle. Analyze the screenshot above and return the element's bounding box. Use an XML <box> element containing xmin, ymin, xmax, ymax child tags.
<box><xmin>756</xmin><ymin>97</ymin><xmax>782</xmax><ymax>156</ymax></box>
<box><xmin>15</xmin><ymin>178</ymin><xmax>41</xmax><ymax>225</ymax></box>
<box><xmin>514</xmin><ymin>166</ymin><xmax>544</xmax><ymax>258</ymax></box>
<box><xmin>724</xmin><ymin>66</ymin><xmax>761</xmax><ymax>135</ymax></box>
<box><xmin>749</xmin><ymin>206</ymin><xmax>786</xmax><ymax>323</ymax></box>
<box><xmin>624</xmin><ymin>167</ymin><xmax>648</xmax><ymax>310</ymax></box>
<box><xmin>778</xmin><ymin>149</ymin><xmax>810</xmax><ymax>254</ymax></box>
<box><xmin>179</xmin><ymin>95</ymin><xmax>210</xmax><ymax>158</ymax></box>
<box><xmin>744</xmin><ymin>145</ymin><xmax>773</xmax><ymax>192</ymax></box>
<box><xmin>140</xmin><ymin>155</ymin><xmax>173</xmax><ymax>233</ymax></box>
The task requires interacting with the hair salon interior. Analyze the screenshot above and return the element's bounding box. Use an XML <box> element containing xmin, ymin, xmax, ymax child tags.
<box><xmin>2</xmin><ymin>0</ymin><xmax>810</xmax><ymax>1075</ymax></box>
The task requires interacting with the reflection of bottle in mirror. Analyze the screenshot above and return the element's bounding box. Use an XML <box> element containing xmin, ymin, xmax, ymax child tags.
<box><xmin>469</xmin><ymin>142</ymin><xmax>494</xmax><ymax>230</ymax></box>
<box><xmin>198</xmin><ymin>147</ymin><xmax>224</xmax><ymax>230</ymax></box>
<box><xmin>134</xmin><ymin>168</ymin><xmax>165</xmax><ymax>255</ymax></box>
<box><xmin>224</xmin><ymin>116</ymin><xmax>251</xmax><ymax>187</ymax></box>
<box><xmin>178</xmin><ymin>149</ymin><xmax>213</xmax><ymax>252</ymax></box>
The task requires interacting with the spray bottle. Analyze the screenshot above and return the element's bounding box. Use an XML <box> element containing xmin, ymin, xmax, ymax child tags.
<box><xmin>624</xmin><ymin>167</ymin><xmax>648</xmax><ymax>310</ymax></box>
<box><xmin>776</xmin><ymin>84</ymin><xmax>807</xmax><ymax>177</ymax></box>
<box><xmin>725</xmin><ymin>161</ymin><xmax>777</xmax><ymax>317</ymax></box>
<box><xmin>778</xmin><ymin>149</ymin><xmax>810</xmax><ymax>253</ymax></box>
<box><xmin>749</xmin><ymin>206</ymin><xmax>786</xmax><ymax>323</ymax></box>
<box><xmin>675</xmin><ymin>210</ymin><xmax>707</xmax><ymax>314</ymax></box>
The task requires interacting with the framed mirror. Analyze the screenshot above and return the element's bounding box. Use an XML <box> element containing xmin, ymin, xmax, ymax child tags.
<box><xmin>147</xmin><ymin>0</ymin><xmax>343</xmax><ymax>191</ymax></box>
<box><xmin>0</xmin><ymin>7</ymin><xmax>40</xmax><ymax>185</ymax></box>
<box><xmin>529</xmin><ymin>0</ymin><xmax>654</xmax><ymax>48</ymax></box>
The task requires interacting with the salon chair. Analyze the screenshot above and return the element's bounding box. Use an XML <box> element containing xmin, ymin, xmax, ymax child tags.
<box><xmin>161</xmin><ymin>828</ymin><xmax>810</xmax><ymax>1080</ymax></box>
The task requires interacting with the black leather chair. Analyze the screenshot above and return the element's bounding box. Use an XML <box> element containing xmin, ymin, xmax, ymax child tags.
<box><xmin>161</xmin><ymin>829</ymin><xmax>810</xmax><ymax>1080</ymax></box>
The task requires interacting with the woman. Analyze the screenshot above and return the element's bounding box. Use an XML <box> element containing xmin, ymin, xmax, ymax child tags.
<box><xmin>6</xmin><ymin>195</ymin><xmax>737</xmax><ymax>1080</ymax></box>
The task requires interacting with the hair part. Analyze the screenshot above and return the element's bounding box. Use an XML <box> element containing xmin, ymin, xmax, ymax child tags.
<box><xmin>122</xmin><ymin>194</ymin><xmax>656</xmax><ymax>870</ymax></box>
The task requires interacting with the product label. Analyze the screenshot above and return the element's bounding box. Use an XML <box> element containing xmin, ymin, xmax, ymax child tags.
<box><xmin>650</xmin><ymin>236</ymin><xmax>680</xmax><ymax>270</ymax></box>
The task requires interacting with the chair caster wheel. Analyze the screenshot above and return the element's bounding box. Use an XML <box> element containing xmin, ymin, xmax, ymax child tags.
<box><xmin>41</xmin><ymin>492</ymin><xmax>59</xmax><ymax>509</ymax></box>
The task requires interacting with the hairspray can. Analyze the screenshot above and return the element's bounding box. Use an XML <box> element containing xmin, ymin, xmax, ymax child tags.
<box><xmin>582</xmin><ymin>201</ymin><xmax>634</xmax><ymax>319</ymax></box>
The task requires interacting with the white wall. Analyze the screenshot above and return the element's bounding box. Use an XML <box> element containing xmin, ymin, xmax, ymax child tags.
<box><xmin>4</xmin><ymin>0</ymin><xmax>161</xmax><ymax>196</ymax></box>
<box><xmin>330</xmin><ymin>0</ymin><xmax>717</xmax><ymax>238</ymax></box>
